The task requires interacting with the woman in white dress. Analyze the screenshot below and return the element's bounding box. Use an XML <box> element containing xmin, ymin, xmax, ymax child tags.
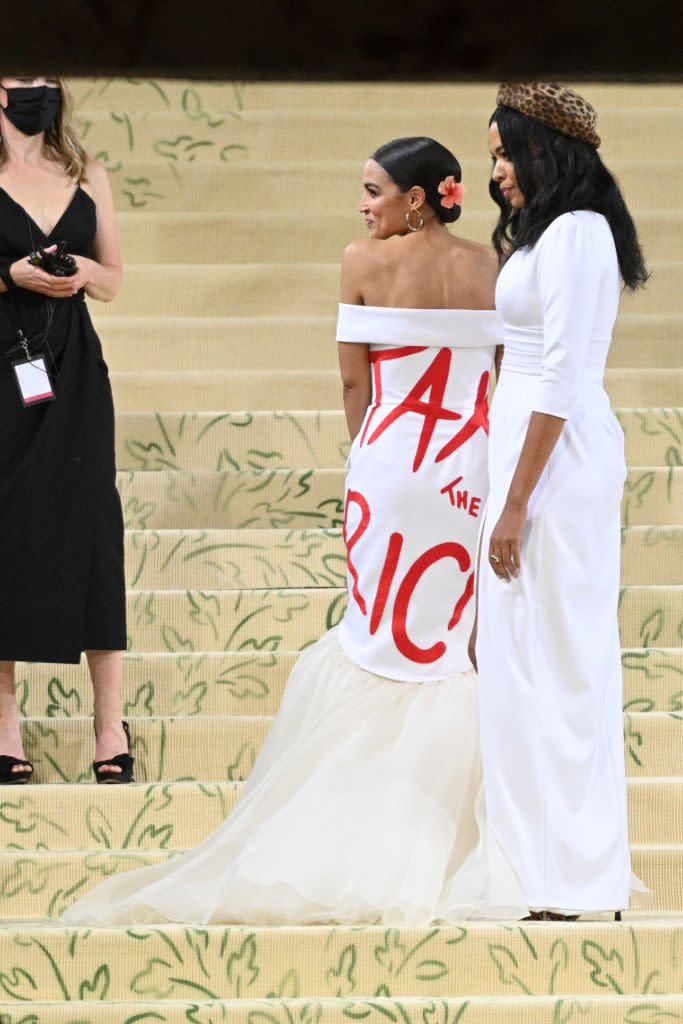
<box><xmin>62</xmin><ymin>136</ymin><xmax>527</xmax><ymax>927</ymax></box>
<box><xmin>474</xmin><ymin>84</ymin><xmax>650</xmax><ymax>920</ymax></box>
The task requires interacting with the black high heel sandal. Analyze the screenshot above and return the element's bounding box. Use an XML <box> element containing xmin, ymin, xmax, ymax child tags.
<box><xmin>0</xmin><ymin>755</ymin><xmax>33</xmax><ymax>785</ymax></box>
<box><xmin>92</xmin><ymin>720</ymin><xmax>135</xmax><ymax>784</ymax></box>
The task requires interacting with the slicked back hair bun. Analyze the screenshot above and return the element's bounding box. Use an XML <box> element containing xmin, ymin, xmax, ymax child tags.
<box><xmin>372</xmin><ymin>136</ymin><xmax>463</xmax><ymax>224</ymax></box>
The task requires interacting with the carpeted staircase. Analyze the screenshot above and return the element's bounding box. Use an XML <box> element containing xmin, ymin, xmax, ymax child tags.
<box><xmin>0</xmin><ymin>79</ymin><xmax>681</xmax><ymax>1022</ymax></box>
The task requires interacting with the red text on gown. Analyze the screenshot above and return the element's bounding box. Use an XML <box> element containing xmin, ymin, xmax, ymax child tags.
<box><xmin>345</xmin><ymin>348</ymin><xmax>487</xmax><ymax>664</ymax></box>
<box><xmin>361</xmin><ymin>347</ymin><xmax>490</xmax><ymax>473</ymax></box>
<box><xmin>344</xmin><ymin>499</ymin><xmax>474</xmax><ymax>665</ymax></box>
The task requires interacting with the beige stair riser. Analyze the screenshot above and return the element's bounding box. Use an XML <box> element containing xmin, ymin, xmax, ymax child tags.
<box><xmin>114</xmin><ymin>468</ymin><xmax>682</xmax><ymax>530</ymax></box>
<box><xmin>620</xmin><ymin>527</ymin><xmax>683</xmax><ymax>585</ymax></box>
<box><xmin>15</xmin><ymin>713</ymin><xmax>683</xmax><ymax>784</ymax></box>
<box><xmin>72</xmin><ymin>109</ymin><xmax>683</xmax><ymax>161</ymax></box>
<box><xmin>109</xmin><ymin>368</ymin><xmax>683</xmax><ymax>412</ymax></box>
<box><xmin>0</xmin><ymin>779</ymin><xmax>679</xmax><ymax>851</ymax></box>
<box><xmin>113</xmin><ymin>409</ymin><xmax>683</xmax><ymax>473</ymax></box>
<box><xmin>66</xmin><ymin>527</ymin><xmax>674</xmax><ymax>591</ymax></box>
<box><xmin>619</xmin><ymin>586</ymin><xmax>683</xmax><ymax>647</ymax></box>
<box><xmin>4</xmin><ymin>997</ymin><xmax>683</xmax><ymax>1024</ymax></box>
<box><xmin>103</xmin><ymin>161</ymin><xmax>683</xmax><ymax>216</ymax></box>
<box><xmin>15</xmin><ymin>647</ymin><xmax>683</xmax><ymax>720</ymax></box>
<box><xmin>100</xmin><ymin>264</ymin><xmax>682</xmax><ymax>318</ymax></box>
<box><xmin>116</xmin><ymin>211</ymin><xmax>683</xmax><ymax>263</ymax></box>
<box><xmin>0</xmin><ymin>920</ymin><xmax>682</xmax><ymax>999</ymax></box>
<box><xmin>116</xmin><ymin>467</ymin><xmax>346</xmax><ymax>530</ymax></box>
<box><xmin>93</xmin><ymin>262</ymin><xmax>679</xmax><ymax>317</ymax></box>
<box><xmin>71</xmin><ymin>77</ymin><xmax>683</xmax><ymax>111</ymax></box>
<box><xmin>17</xmin><ymin>651</ymin><xmax>300</xmax><ymax>718</ymax></box>
<box><xmin>94</xmin><ymin>316</ymin><xmax>683</xmax><ymax>373</ymax></box>
<box><xmin>107</xmin><ymin>584</ymin><xmax>683</xmax><ymax>652</ymax></box>
<box><xmin>122</xmin><ymin>528</ymin><xmax>346</xmax><ymax>589</ymax></box>
<box><xmin>122</xmin><ymin>527</ymin><xmax>676</xmax><ymax>588</ymax></box>
<box><xmin>115</xmin><ymin>412</ymin><xmax>348</xmax><ymax>471</ymax></box>
<box><xmin>616</xmin><ymin>409</ymin><xmax>683</xmax><ymax>469</ymax></box>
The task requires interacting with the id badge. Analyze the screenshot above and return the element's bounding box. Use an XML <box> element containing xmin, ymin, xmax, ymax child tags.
<box><xmin>11</xmin><ymin>356</ymin><xmax>55</xmax><ymax>407</ymax></box>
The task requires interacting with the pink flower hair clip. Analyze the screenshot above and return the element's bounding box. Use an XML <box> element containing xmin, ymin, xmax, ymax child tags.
<box><xmin>438</xmin><ymin>176</ymin><xmax>466</xmax><ymax>209</ymax></box>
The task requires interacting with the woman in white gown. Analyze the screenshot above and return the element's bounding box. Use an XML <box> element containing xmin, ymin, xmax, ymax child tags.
<box><xmin>475</xmin><ymin>83</ymin><xmax>650</xmax><ymax>919</ymax></box>
<box><xmin>62</xmin><ymin>136</ymin><xmax>527</xmax><ymax>927</ymax></box>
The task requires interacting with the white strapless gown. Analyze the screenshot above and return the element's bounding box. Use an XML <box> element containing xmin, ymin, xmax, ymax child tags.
<box><xmin>62</xmin><ymin>306</ymin><xmax>527</xmax><ymax>926</ymax></box>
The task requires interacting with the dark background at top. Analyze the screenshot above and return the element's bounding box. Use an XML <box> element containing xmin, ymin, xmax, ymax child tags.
<box><xmin>2</xmin><ymin>0</ymin><xmax>681</xmax><ymax>79</ymax></box>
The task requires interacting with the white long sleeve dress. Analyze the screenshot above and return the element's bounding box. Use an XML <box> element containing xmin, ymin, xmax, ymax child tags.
<box><xmin>62</xmin><ymin>304</ymin><xmax>527</xmax><ymax>927</ymax></box>
<box><xmin>476</xmin><ymin>211</ymin><xmax>649</xmax><ymax>914</ymax></box>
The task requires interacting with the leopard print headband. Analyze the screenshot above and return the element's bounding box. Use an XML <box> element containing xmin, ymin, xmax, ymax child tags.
<box><xmin>496</xmin><ymin>82</ymin><xmax>601</xmax><ymax>149</ymax></box>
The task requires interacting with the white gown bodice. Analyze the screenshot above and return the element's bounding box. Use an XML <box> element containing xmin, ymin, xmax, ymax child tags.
<box><xmin>495</xmin><ymin>210</ymin><xmax>620</xmax><ymax>418</ymax></box>
<box><xmin>336</xmin><ymin>303</ymin><xmax>500</xmax><ymax>682</ymax></box>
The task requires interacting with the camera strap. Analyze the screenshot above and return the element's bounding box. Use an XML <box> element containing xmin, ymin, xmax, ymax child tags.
<box><xmin>1</xmin><ymin>210</ymin><xmax>62</xmax><ymax>407</ymax></box>
<box><xmin>2</xmin><ymin>266</ymin><xmax>58</xmax><ymax>407</ymax></box>
<box><xmin>2</xmin><ymin>286</ymin><xmax>55</xmax><ymax>358</ymax></box>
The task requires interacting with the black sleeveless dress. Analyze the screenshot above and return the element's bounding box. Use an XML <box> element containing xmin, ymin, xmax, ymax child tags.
<box><xmin>0</xmin><ymin>185</ymin><xmax>126</xmax><ymax>663</ymax></box>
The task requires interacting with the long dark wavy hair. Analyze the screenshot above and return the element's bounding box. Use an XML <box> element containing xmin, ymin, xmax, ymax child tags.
<box><xmin>489</xmin><ymin>105</ymin><xmax>648</xmax><ymax>290</ymax></box>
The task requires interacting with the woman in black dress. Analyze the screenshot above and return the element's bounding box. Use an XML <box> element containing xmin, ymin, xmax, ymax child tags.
<box><xmin>0</xmin><ymin>75</ymin><xmax>132</xmax><ymax>784</ymax></box>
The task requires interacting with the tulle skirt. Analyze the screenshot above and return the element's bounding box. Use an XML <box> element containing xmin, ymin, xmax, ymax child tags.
<box><xmin>61</xmin><ymin>627</ymin><xmax>527</xmax><ymax>926</ymax></box>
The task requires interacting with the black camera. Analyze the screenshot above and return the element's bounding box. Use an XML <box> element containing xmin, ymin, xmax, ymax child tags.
<box><xmin>29</xmin><ymin>240</ymin><xmax>77</xmax><ymax>277</ymax></box>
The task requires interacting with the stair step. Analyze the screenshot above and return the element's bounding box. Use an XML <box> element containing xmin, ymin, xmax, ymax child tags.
<box><xmin>94</xmin><ymin>314</ymin><xmax>683</xmax><ymax>372</ymax></box>
<box><xmin>112</xmin><ymin>584</ymin><xmax>683</xmax><ymax>652</ymax></box>
<box><xmin>622</xmin><ymin>468</ymin><xmax>683</xmax><ymax>526</ymax></box>
<box><xmin>117</xmin><ymin>468</ymin><xmax>345</xmax><ymax>530</ymax></box>
<box><xmin>17</xmin><ymin>651</ymin><xmax>300</xmax><ymax>718</ymax></box>
<box><xmin>101</xmin><ymin>156</ymin><xmax>683</xmax><ymax>216</ymax></box>
<box><xmin>4</xmin><ymin>996</ymin><xmax>683</xmax><ymax>1024</ymax></box>
<box><xmin>110</xmin><ymin>368</ymin><xmax>683</xmax><ymax>412</ymax></box>
<box><xmin>94</xmin><ymin>526</ymin><xmax>683</xmax><ymax>590</ymax></box>
<box><xmin>73</xmin><ymin>108</ymin><xmax>683</xmax><ymax>162</ymax></box>
<box><xmin>72</xmin><ymin>77</ymin><xmax>683</xmax><ymax>112</ymax></box>
<box><xmin>113</xmin><ymin>410</ymin><xmax>682</xmax><ymax>473</ymax></box>
<box><xmin>115</xmin><ymin>411</ymin><xmax>348</xmax><ymax>472</ymax></box>
<box><xmin>617</xmin><ymin>408</ymin><xmax>683</xmax><ymax>468</ymax></box>
<box><xmin>123</xmin><ymin>528</ymin><xmax>345</xmax><ymax>589</ymax></box>
<box><xmin>0</xmin><ymin>920</ymin><xmax>682</xmax><ymax>998</ymax></box>
<box><xmin>622</xmin><ymin>648</ymin><xmax>683</xmax><ymax>711</ymax></box>
<box><xmin>116</xmin><ymin>210</ymin><xmax>683</xmax><ymax>263</ymax></box>
<box><xmin>15</xmin><ymin>712</ymin><xmax>683</xmax><ymax>784</ymax></box>
<box><xmin>115</xmin><ymin>468</ymin><xmax>681</xmax><ymax>530</ymax></box>
<box><xmin>618</xmin><ymin>585</ymin><xmax>683</xmax><ymax>646</ymax></box>
<box><xmin>1</xmin><ymin>779</ymin><xmax>680</xmax><ymax>852</ymax></box>
<box><xmin>101</xmin><ymin>264</ymin><xmax>681</xmax><ymax>319</ymax></box>
<box><xmin>15</xmin><ymin>647</ymin><xmax>683</xmax><ymax>720</ymax></box>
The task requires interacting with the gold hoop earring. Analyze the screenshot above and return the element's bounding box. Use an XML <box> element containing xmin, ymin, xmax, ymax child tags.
<box><xmin>406</xmin><ymin>209</ymin><xmax>424</xmax><ymax>232</ymax></box>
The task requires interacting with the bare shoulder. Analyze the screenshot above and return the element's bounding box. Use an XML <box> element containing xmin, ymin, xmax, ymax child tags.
<box><xmin>454</xmin><ymin>236</ymin><xmax>499</xmax><ymax>279</ymax></box>
<box><xmin>341</xmin><ymin>238</ymin><xmax>385</xmax><ymax>303</ymax></box>
<box><xmin>84</xmin><ymin>157</ymin><xmax>109</xmax><ymax>186</ymax></box>
<box><xmin>82</xmin><ymin>158</ymin><xmax>113</xmax><ymax>200</ymax></box>
<box><xmin>342</xmin><ymin>237</ymin><xmax>386</xmax><ymax>267</ymax></box>
<box><xmin>455</xmin><ymin>235</ymin><xmax>498</xmax><ymax>264</ymax></box>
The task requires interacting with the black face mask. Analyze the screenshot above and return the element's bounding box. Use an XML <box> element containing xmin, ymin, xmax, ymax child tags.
<box><xmin>1</xmin><ymin>85</ymin><xmax>62</xmax><ymax>137</ymax></box>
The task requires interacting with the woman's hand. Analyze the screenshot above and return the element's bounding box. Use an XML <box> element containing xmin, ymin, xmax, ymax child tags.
<box><xmin>64</xmin><ymin>255</ymin><xmax>97</xmax><ymax>295</ymax></box>
<box><xmin>488</xmin><ymin>499</ymin><xmax>527</xmax><ymax>581</ymax></box>
<box><xmin>9</xmin><ymin>248</ymin><xmax>78</xmax><ymax>299</ymax></box>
